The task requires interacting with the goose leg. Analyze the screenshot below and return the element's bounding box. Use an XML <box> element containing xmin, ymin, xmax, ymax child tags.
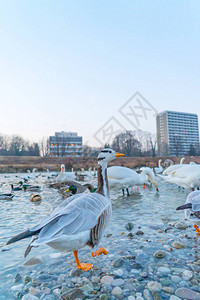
<box><xmin>91</xmin><ymin>247</ymin><xmax>108</xmax><ymax>257</ymax></box>
<box><xmin>122</xmin><ymin>189</ymin><xmax>125</xmax><ymax>196</ymax></box>
<box><xmin>126</xmin><ymin>188</ymin><xmax>130</xmax><ymax>196</ymax></box>
<box><xmin>73</xmin><ymin>250</ymin><xmax>93</xmax><ymax>271</ymax></box>
<box><xmin>193</xmin><ymin>225</ymin><xmax>200</xmax><ymax>234</ymax></box>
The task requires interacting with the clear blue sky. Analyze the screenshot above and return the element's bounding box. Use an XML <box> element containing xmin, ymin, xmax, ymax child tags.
<box><xmin>0</xmin><ymin>1</ymin><xmax>200</xmax><ymax>146</ymax></box>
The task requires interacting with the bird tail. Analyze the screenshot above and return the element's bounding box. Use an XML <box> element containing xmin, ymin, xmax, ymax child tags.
<box><xmin>6</xmin><ymin>229</ymin><xmax>40</xmax><ymax>245</ymax></box>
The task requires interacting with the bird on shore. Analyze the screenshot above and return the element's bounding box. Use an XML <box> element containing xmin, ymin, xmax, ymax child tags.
<box><xmin>6</xmin><ymin>149</ymin><xmax>124</xmax><ymax>271</ymax></box>
<box><xmin>176</xmin><ymin>191</ymin><xmax>200</xmax><ymax>234</ymax></box>
<box><xmin>107</xmin><ymin>166</ymin><xmax>159</xmax><ymax>196</ymax></box>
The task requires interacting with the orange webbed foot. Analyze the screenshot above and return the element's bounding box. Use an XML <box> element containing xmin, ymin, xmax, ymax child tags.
<box><xmin>77</xmin><ymin>263</ymin><xmax>93</xmax><ymax>271</ymax></box>
<box><xmin>193</xmin><ymin>224</ymin><xmax>200</xmax><ymax>234</ymax></box>
<box><xmin>91</xmin><ymin>247</ymin><xmax>108</xmax><ymax>257</ymax></box>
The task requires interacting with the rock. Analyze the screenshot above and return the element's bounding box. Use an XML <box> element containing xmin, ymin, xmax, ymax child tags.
<box><xmin>14</xmin><ymin>292</ymin><xmax>23</xmax><ymax>299</ymax></box>
<box><xmin>111</xmin><ymin>286</ymin><xmax>123</xmax><ymax>296</ymax></box>
<box><xmin>111</xmin><ymin>279</ymin><xmax>125</xmax><ymax>286</ymax></box>
<box><xmin>143</xmin><ymin>289</ymin><xmax>153</xmax><ymax>300</ymax></box>
<box><xmin>53</xmin><ymin>288</ymin><xmax>61</xmax><ymax>296</ymax></box>
<box><xmin>171</xmin><ymin>242</ymin><xmax>185</xmax><ymax>249</ymax></box>
<box><xmin>29</xmin><ymin>287</ymin><xmax>40</xmax><ymax>295</ymax></box>
<box><xmin>37</xmin><ymin>274</ymin><xmax>53</xmax><ymax>282</ymax></box>
<box><xmin>171</xmin><ymin>276</ymin><xmax>181</xmax><ymax>283</ymax></box>
<box><xmin>70</xmin><ymin>268</ymin><xmax>83</xmax><ymax>277</ymax></box>
<box><xmin>22</xmin><ymin>296</ymin><xmax>39</xmax><ymax>300</ymax></box>
<box><xmin>174</xmin><ymin>222</ymin><xmax>188</xmax><ymax>229</ymax></box>
<box><xmin>132</xmin><ymin>262</ymin><xmax>142</xmax><ymax>269</ymax></box>
<box><xmin>175</xmin><ymin>287</ymin><xmax>200</xmax><ymax>299</ymax></box>
<box><xmin>113</xmin><ymin>269</ymin><xmax>123</xmax><ymax>277</ymax></box>
<box><xmin>128</xmin><ymin>232</ymin><xmax>134</xmax><ymax>239</ymax></box>
<box><xmin>31</xmin><ymin>279</ymin><xmax>41</xmax><ymax>286</ymax></box>
<box><xmin>99</xmin><ymin>294</ymin><xmax>108</xmax><ymax>300</ymax></box>
<box><xmin>169</xmin><ymin>296</ymin><xmax>181</xmax><ymax>300</ymax></box>
<box><xmin>157</xmin><ymin>266</ymin><xmax>170</xmax><ymax>275</ymax></box>
<box><xmin>125</xmin><ymin>222</ymin><xmax>134</xmax><ymax>231</ymax></box>
<box><xmin>153</xmin><ymin>250</ymin><xmax>166</xmax><ymax>259</ymax></box>
<box><xmin>157</xmin><ymin>229</ymin><xmax>163</xmax><ymax>233</ymax></box>
<box><xmin>15</xmin><ymin>274</ymin><xmax>22</xmax><ymax>283</ymax></box>
<box><xmin>182</xmin><ymin>270</ymin><xmax>193</xmax><ymax>281</ymax></box>
<box><xmin>136</xmin><ymin>230</ymin><xmax>144</xmax><ymax>235</ymax></box>
<box><xmin>23</xmin><ymin>276</ymin><xmax>31</xmax><ymax>284</ymax></box>
<box><xmin>100</xmin><ymin>275</ymin><xmax>114</xmax><ymax>285</ymax></box>
<box><xmin>112</xmin><ymin>257</ymin><xmax>125</xmax><ymax>268</ymax></box>
<box><xmin>41</xmin><ymin>287</ymin><xmax>51</xmax><ymax>294</ymax></box>
<box><xmin>162</xmin><ymin>286</ymin><xmax>175</xmax><ymax>294</ymax></box>
<box><xmin>11</xmin><ymin>284</ymin><xmax>24</xmax><ymax>291</ymax></box>
<box><xmin>152</xmin><ymin>292</ymin><xmax>162</xmax><ymax>300</ymax></box>
<box><xmin>147</xmin><ymin>281</ymin><xmax>162</xmax><ymax>292</ymax></box>
<box><xmin>140</xmin><ymin>271</ymin><xmax>148</xmax><ymax>278</ymax></box>
<box><xmin>60</xmin><ymin>288</ymin><xmax>84</xmax><ymax>299</ymax></box>
<box><xmin>128</xmin><ymin>297</ymin><xmax>136</xmax><ymax>300</ymax></box>
<box><xmin>23</xmin><ymin>257</ymin><xmax>42</xmax><ymax>266</ymax></box>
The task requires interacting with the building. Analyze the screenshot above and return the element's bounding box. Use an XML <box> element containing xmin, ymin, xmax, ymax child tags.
<box><xmin>49</xmin><ymin>131</ymin><xmax>83</xmax><ymax>157</ymax></box>
<box><xmin>156</xmin><ymin>110</ymin><xmax>199</xmax><ymax>156</ymax></box>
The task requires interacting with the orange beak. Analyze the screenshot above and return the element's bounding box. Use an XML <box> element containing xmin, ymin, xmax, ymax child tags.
<box><xmin>115</xmin><ymin>152</ymin><xmax>125</xmax><ymax>157</ymax></box>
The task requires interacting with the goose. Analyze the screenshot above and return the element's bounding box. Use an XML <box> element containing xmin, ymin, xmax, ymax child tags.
<box><xmin>161</xmin><ymin>165</ymin><xmax>200</xmax><ymax>190</ymax></box>
<box><xmin>154</xmin><ymin>159</ymin><xmax>163</xmax><ymax>174</ymax></box>
<box><xmin>56</xmin><ymin>164</ymin><xmax>76</xmax><ymax>182</ymax></box>
<box><xmin>6</xmin><ymin>149</ymin><xmax>124</xmax><ymax>271</ymax></box>
<box><xmin>107</xmin><ymin>166</ymin><xmax>159</xmax><ymax>196</ymax></box>
<box><xmin>176</xmin><ymin>191</ymin><xmax>200</xmax><ymax>234</ymax></box>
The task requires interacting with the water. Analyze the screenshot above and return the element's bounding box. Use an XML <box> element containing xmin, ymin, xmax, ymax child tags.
<box><xmin>0</xmin><ymin>173</ymin><xmax>199</xmax><ymax>298</ymax></box>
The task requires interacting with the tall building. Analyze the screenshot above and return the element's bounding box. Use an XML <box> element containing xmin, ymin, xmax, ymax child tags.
<box><xmin>156</xmin><ymin>110</ymin><xmax>199</xmax><ymax>156</ymax></box>
<box><xmin>49</xmin><ymin>131</ymin><xmax>83</xmax><ymax>157</ymax></box>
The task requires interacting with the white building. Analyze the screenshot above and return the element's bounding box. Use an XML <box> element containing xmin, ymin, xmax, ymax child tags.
<box><xmin>49</xmin><ymin>131</ymin><xmax>83</xmax><ymax>157</ymax></box>
<box><xmin>156</xmin><ymin>110</ymin><xmax>199</xmax><ymax>156</ymax></box>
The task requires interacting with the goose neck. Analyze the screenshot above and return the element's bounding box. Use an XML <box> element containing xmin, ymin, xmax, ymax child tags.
<box><xmin>96</xmin><ymin>162</ymin><xmax>110</xmax><ymax>198</ymax></box>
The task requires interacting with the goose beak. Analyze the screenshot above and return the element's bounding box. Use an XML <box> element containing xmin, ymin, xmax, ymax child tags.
<box><xmin>176</xmin><ymin>203</ymin><xmax>192</xmax><ymax>210</ymax></box>
<box><xmin>115</xmin><ymin>152</ymin><xmax>125</xmax><ymax>157</ymax></box>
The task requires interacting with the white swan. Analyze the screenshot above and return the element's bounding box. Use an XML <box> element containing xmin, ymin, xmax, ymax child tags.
<box><xmin>107</xmin><ymin>166</ymin><xmax>159</xmax><ymax>196</ymax></box>
<box><xmin>56</xmin><ymin>164</ymin><xmax>76</xmax><ymax>182</ymax></box>
<box><xmin>176</xmin><ymin>191</ymin><xmax>200</xmax><ymax>233</ymax></box>
<box><xmin>154</xmin><ymin>159</ymin><xmax>163</xmax><ymax>174</ymax></box>
<box><xmin>6</xmin><ymin>149</ymin><xmax>124</xmax><ymax>271</ymax></box>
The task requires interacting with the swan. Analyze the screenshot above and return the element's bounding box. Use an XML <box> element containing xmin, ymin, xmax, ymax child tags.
<box><xmin>154</xmin><ymin>159</ymin><xmax>163</xmax><ymax>174</ymax></box>
<box><xmin>176</xmin><ymin>191</ymin><xmax>200</xmax><ymax>234</ymax></box>
<box><xmin>180</xmin><ymin>157</ymin><xmax>185</xmax><ymax>164</ymax></box>
<box><xmin>161</xmin><ymin>165</ymin><xmax>200</xmax><ymax>190</ymax></box>
<box><xmin>107</xmin><ymin>166</ymin><xmax>159</xmax><ymax>196</ymax></box>
<box><xmin>56</xmin><ymin>164</ymin><xmax>76</xmax><ymax>182</ymax></box>
<box><xmin>6</xmin><ymin>149</ymin><xmax>124</xmax><ymax>271</ymax></box>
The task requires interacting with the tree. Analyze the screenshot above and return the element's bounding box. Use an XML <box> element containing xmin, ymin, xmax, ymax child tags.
<box><xmin>39</xmin><ymin>137</ymin><xmax>50</xmax><ymax>156</ymax></box>
<box><xmin>188</xmin><ymin>144</ymin><xmax>196</xmax><ymax>156</ymax></box>
<box><xmin>112</xmin><ymin>131</ymin><xmax>142</xmax><ymax>157</ymax></box>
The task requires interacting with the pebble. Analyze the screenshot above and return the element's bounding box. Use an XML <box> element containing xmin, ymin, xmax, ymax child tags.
<box><xmin>113</xmin><ymin>269</ymin><xmax>124</xmax><ymax>277</ymax></box>
<box><xmin>22</xmin><ymin>296</ymin><xmax>39</xmax><ymax>300</ymax></box>
<box><xmin>171</xmin><ymin>242</ymin><xmax>185</xmax><ymax>249</ymax></box>
<box><xmin>111</xmin><ymin>286</ymin><xmax>123</xmax><ymax>296</ymax></box>
<box><xmin>125</xmin><ymin>222</ymin><xmax>134</xmax><ymax>231</ymax></box>
<box><xmin>128</xmin><ymin>296</ymin><xmax>136</xmax><ymax>300</ymax></box>
<box><xmin>162</xmin><ymin>286</ymin><xmax>175</xmax><ymax>294</ymax></box>
<box><xmin>100</xmin><ymin>275</ymin><xmax>114</xmax><ymax>285</ymax></box>
<box><xmin>143</xmin><ymin>289</ymin><xmax>153</xmax><ymax>300</ymax></box>
<box><xmin>112</xmin><ymin>257</ymin><xmax>125</xmax><ymax>268</ymax></box>
<box><xmin>182</xmin><ymin>270</ymin><xmax>193</xmax><ymax>281</ymax></box>
<box><xmin>174</xmin><ymin>222</ymin><xmax>188</xmax><ymax>229</ymax></box>
<box><xmin>11</xmin><ymin>283</ymin><xmax>24</xmax><ymax>291</ymax></box>
<box><xmin>175</xmin><ymin>287</ymin><xmax>200</xmax><ymax>299</ymax></box>
<box><xmin>136</xmin><ymin>230</ymin><xmax>144</xmax><ymax>236</ymax></box>
<box><xmin>29</xmin><ymin>287</ymin><xmax>40</xmax><ymax>295</ymax></box>
<box><xmin>69</xmin><ymin>268</ymin><xmax>83</xmax><ymax>277</ymax></box>
<box><xmin>147</xmin><ymin>281</ymin><xmax>162</xmax><ymax>292</ymax></box>
<box><xmin>169</xmin><ymin>296</ymin><xmax>181</xmax><ymax>300</ymax></box>
<box><xmin>23</xmin><ymin>257</ymin><xmax>42</xmax><ymax>266</ymax></box>
<box><xmin>15</xmin><ymin>274</ymin><xmax>22</xmax><ymax>283</ymax></box>
<box><xmin>60</xmin><ymin>288</ymin><xmax>84</xmax><ymax>299</ymax></box>
<box><xmin>153</xmin><ymin>250</ymin><xmax>166</xmax><ymax>259</ymax></box>
<box><xmin>99</xmin><ymin>294</ymin><xmax>108</xmax><ymax>300</ymax></box>
<box><xmin>111</xmin><ymin>279</ymin><xmax>125</xmax><ymax>286</ymax></box>
<box><xmin>157</xmin><ymin>266</ymin><xmax>170</xmax><ymax>275</ymax></box>
<box><xmin>171</xmin><ymin>276</ymin><xmax>182</xmax><ymax>283</ymax></box>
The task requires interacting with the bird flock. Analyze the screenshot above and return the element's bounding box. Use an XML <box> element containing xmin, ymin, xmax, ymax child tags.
<box><xmin>2</xmin><ymin>150</ymin><xmax>200</xmax><ymax>271</ymax></box>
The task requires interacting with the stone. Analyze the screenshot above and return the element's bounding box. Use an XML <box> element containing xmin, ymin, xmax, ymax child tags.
<box><xmin>169</xmin><ymin>296</ymin><xmax>181</xmax><ymax>300</ymax></box>
<box><xmin>157</xmin><ymin>266</ymin><xmax>170</xmax><ymax>275</ymax></box>
<box><xmin>113</xmin><ymin>269</ymin><xmax>123</xmax><ymax>277</ymax></box>
<box><xmin>111</xmin><ymin>279</ymin><xmax>125</xmax><ymax>286</ymax></box>
<box><xmin>11</xmin><ymin>284</ymin><xmax>24</xmax><ymax>291</ymax></box>
<box><xmin>111</xmin><ymin>286</ymin><xmax>123</xmax><ymax>296</ymax></box>
<box><xmin>112</xmin><ymin>257</ymin><xmax>125</xmax><ymax>268</ymax></box>
<box><xmin>60</xmin><ymin>288</ymin><xmax>84</xmax><ymax>299</ymax></box>
<box><xmin>22</xmin><ymin>296</ymin><xmax>39</xmax><ymax>300</ymax></box>
<box><xmin>100</xmin><ymin>275</ymin><xmax>114</xmax><ymax>285</ymax></box>
<box><xmin>23</xmin><ymin>257</ymin><xmax>42</xmax><ymax>266</ymax></box>
<box><xmin>140</xmin><ymin>271</ymin><xmax>148</xmax><ymax>278</ymax></box>
<box><xmin>147</xmin><ymin>281</ymin><xmax>162</xmax><ymax>292</ymax></box>
<box><xmin>99</xmin><ymin>294</ymin><xmax>108</xmax><ymax>300</ymax></box>
<box><xmin>175</xmin><ymin>287</ymin><xmax>200</xmax><ymax>299</ymax></box>
<box><xmin>162</xmin><ymin>286</ymin><xmax>175</xmax><ymax>294</ymax></box>
<box><xmin>29</xmin><ymin>287</ymin><xmax>40</xmax><ymax>295</ymax></box>
<box><xmin>182</xmin><ymin>270</ymin><xmax>193</xmax><ymax>281</ymax></box>
<box><xmin>171</xmin><ymin>242</ymin><xmax>185</xmax><ymax>249</ymax></box>
<box><xmin>15</xmin><ymin>274</ymin><xmax>22</xmax><ymax>283</ymax></box>
<box><xmin>174</xmin><ymin>222</ymin><xmax>188</xmax><ymax>229</ymax></box>
<box><xmin>53</xmin><ymin>288</ymin><xmax>61</xmax><ymax>296</ymax></box>
<box><xmin>125</xmin><ymin>222</ymin><xmax>134</xmax><ymax>231</ymax></box>
<box><xmin>41</xmin><ymin>287</ymin><xmax>51</xmax><ymax>294</ymax></box>
<box><xmin>136</xmin><ymin>230</ymin><xmax>144</xmax><ymax>235</ymax></box>
<box><xmin>171</xmin><ymin>276</ymin><xmax>181</xmax><ymax>283</ymax></box>
<box><xmin>23</xmin><ymin>276</ymin><xmax>31</xmax><ymax>284</ymax></box>
<box><xmin>128</xmin><ymin>297</ymin><xmax>136</xmax><ymax>300</ymax></box>
<box><xmin>153</xmin><ymin>250</ymin><xmax>166</xmax><ymax>259</ymax></box>
<box><xmin>152</xmin><ymin>292</ymin><xmax>162</xmax><ymax>300</ymax></box>
<box><xmin>69</xmin><ymin>268</ymin><xmax>83</xmax><ymax>277</ymax></box>
<box><xmin>143</xmin><ymin>289</ymin><xmax>153</xmax><ymax>300</ymax></box>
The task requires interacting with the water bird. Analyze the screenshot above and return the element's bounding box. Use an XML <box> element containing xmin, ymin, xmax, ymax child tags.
<box><xmin>154</xmin><ymin>159</ymin><xmax>163</xmax><ymax>174</ymax></box>
<box><xmin>6</xmin><ymin>149</ymin><xmax>124</xmax><ymax>271</ymax></box>
<box><xmin>11</xmin><ymin>184</ymin><xmax>23</xmax><ymax>191</ymax></box>
<box><xmin>56</xmin><ymin>164</ymin><xmax>76</xmax><ymax>182</ymax></box>
<box><xmin>107</xmin><ymin>166</ymin><xmax>159</xmax><ymax>196</ymax></box>
<box><xmin>176</xmin><ymin>191</ymin><xmax>200</xmax><ymax>234</ymax></box>
<box><xmin>30</xmin><ymin>193</ymin><xmax>42</xmax><ymax>202</ymax></box>
<box><xmin>23</xmin><ymin>184</ymin><xmax>41</xmax><ymax>192</ymax></box>
<box><xmin>0</xmin><ymin>193</ymin><xmax>14</xmax><ymax>200</ymax></box>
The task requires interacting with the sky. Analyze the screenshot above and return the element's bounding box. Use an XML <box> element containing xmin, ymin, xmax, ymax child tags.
<box><xmin>0</xmin><ymin>0</ymin><xmax>200</xmax><ymax>147</ymax></box>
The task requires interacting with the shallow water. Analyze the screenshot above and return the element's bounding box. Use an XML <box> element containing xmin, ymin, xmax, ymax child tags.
<box><xmin>0</xmin><ymin>172</ymin><xmax>199</xmax><ymax>298</ymax></box>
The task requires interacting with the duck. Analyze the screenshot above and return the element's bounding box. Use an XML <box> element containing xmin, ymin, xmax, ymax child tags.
<box><xmin>176</xmin><ymin>191</ymin><xmax>200</xmax><ymax>234</ymax></box>
<box><xmin>23</xmin><ymin>184</ymin><xmax>41</xmax><ymax>192</ymax></box>
<box><xmin>0</xmin><ymin>193</ymin><xmax>14</xmax><ymax>200</ymax></box>
<box><xmin>11</xmin><ymin>184</ymin><xmax>23</xmax><ymax>191</ymax></box>
<box><xmin>6</xmin><ymin>149</ymin><xmax>124</xmax><ymax>271</ymax></box>
<box><xmin>59</xmin><ymin>182</ymin><xmax>95</xmax><ymax>198</ymax></box>
<box><xmin>107</xmin><ymin>166</ymin><xmax>159</xmax><ymax>196</ymax></box>
<box><xmin>56</xmin><ymin>164</ymin><xmax>76</xmax><ymax>182</ymax></box>
<box><xmin>30</xmin><ymin>193</ymin><xmax>42</xmax><ymax>202</ymax></box>
<box><xmin>154</xmin><ymin>159</ymin><xmax>163</xmax><ymax>174</ymax></box>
